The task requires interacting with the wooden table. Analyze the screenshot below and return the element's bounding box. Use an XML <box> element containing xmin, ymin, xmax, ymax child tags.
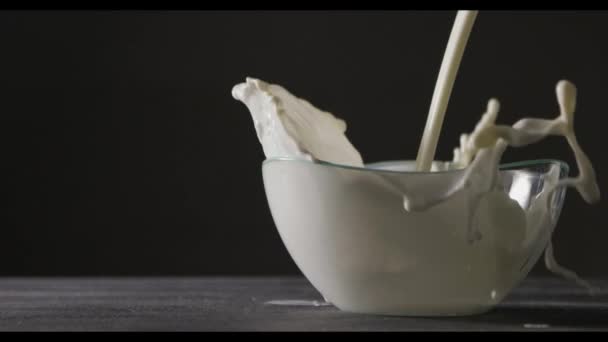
<box><xmin>0</xmin><ymin>277</ymin><xmax>606</xmax><ymax>331</ymax></box>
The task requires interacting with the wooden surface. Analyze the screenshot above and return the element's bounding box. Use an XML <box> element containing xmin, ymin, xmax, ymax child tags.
<box><xmin>0</xmin><ymin>276</ymin><xmax>606</xmax><ymax>331</ymax></box>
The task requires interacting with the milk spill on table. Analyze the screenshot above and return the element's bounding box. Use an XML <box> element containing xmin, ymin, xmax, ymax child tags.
<box><xmin>232</xmin><ymin>77</ymin><xmax>600</xmax><ymax>293</ymax></box>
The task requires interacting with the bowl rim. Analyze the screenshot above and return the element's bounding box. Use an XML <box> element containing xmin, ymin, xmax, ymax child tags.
<box><xmin>262</xmin><ymin>157</ymin><xmax>570</xmax><ymax>175</ymax></box>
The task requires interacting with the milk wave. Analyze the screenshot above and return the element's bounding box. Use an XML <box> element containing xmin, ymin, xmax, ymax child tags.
<box><xmin>232</xmin><ymin>77</ymin><xmax>600</xmax><ymax>292</ymax></box>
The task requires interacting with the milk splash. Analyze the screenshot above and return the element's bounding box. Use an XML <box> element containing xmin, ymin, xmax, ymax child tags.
<box><xmin>232</xmin><ymin>77</ymin><xmax>600</xmax><ymax>292</ymax></box>
<box><xmin>446</xmin><ymin>80</ymin><xmax>600</xmax><ymax>292</ymax></box>
<box><xmin>231</xmin><ymin>78</ymin><xmax>363</xmax><ymax>167</ymax></box>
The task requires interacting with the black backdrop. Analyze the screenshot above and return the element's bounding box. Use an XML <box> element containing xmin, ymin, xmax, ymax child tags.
<box><xmin>1</xmin><ymin>10</ymin><xmax>606</xmax><ymax>276</ymax></box>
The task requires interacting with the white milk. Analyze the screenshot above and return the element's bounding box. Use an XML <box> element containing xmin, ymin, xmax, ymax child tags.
<box><xmin>232</xmin><ymin>78</ymin><xmax>363</xmax><ymax>167</ymax></box>
<box><xmin>231</xmin><ymin>11</ymin><xmax>600</xmax><ymax>294</ymax></box>
<box><xmin>232</xmin><ymin>77</ymin><xmax>600</xmax><ymax>293</ymax></box>
<box><xmin>416</xmin><ymin>11</ymin><xmax>478</xmax><ymax>172</ymax></box>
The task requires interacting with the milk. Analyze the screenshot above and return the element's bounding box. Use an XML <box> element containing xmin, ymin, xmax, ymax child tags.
<box><xmin>231</xmin><ymin>11</ymin><xmax>601</xmax><ymax>294</ymax></box>
<box><xmin>415</xmin><ymin>11</ymin><xmax>478</xmax><ymax>172</ymax></box>
<box><xmin>231</xmin><ymin>78</ymin><xmax>363</xmax><ymax>167</ymax></box>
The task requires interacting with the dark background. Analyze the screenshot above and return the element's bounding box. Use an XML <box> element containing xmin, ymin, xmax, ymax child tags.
<box><xmin>0</xmin><ymin>10</ymin><xmax>606</xmax><ymax>276</ymax></box>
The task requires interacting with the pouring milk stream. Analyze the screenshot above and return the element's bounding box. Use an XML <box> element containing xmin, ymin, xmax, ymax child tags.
<box><xmin>231</xmin><ymin>11</ymin><xmax>601</xmax><ymax>293</ymax></box>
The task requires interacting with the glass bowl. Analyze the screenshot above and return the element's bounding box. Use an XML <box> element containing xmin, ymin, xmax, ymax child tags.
<box><xmin>261</xmin><ymin>158</ymin><xmax>568</xmax><ymax>316</ymax></box>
